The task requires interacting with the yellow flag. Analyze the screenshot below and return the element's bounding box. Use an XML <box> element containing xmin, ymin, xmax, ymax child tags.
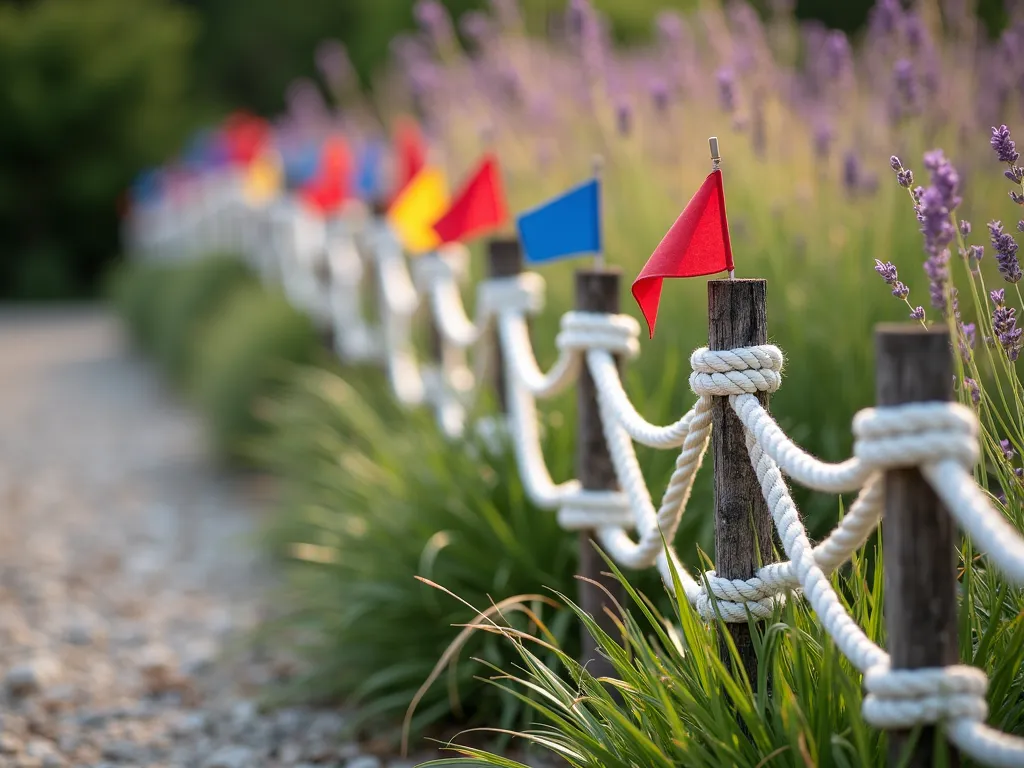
<box><xmin>386</xmin><ymin>166</ymin><xmax>449</xmax><ymax>254</ymax></box>
<box><xmin>243</xmin><ymin>148</ymin><xmax>283</xmax><ymax>206</ymax></box>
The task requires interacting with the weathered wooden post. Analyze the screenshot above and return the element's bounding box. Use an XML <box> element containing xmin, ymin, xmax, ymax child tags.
<box><xmin>487</xmin><ymin>237</ymin><xmax>523</xmax><ymax>413</ymax></box>
<box><xmin>575</xmin><ymin>267</ymin><xmax>625</xmax><ymax>680</ymax></box>
<box><xmin>876</xmin><ymin>325</ymin><xmax>959</xmax><ymax>767</ymax></box>
<box><xmin>708</xmin><ymin>278</ymin><xmax>774</xmax><ymax>689</ymax></box>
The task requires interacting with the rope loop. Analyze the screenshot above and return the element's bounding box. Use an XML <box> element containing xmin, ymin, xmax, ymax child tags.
<box><xmin>557</xmin><ymin>489</ymin><xmax>635</xmax><ymax>530</ymax></box>
<box><xmin>556</xmin><ymin>312</ymin><xmax>641</xmax><ymax>358</ymax></box>
<box><xmin>693</xmin><ymin>570</ymin><xmax>785</xmax><ymax>622</ymax></box>
<box><xmin>478</xmin><ymin>273</ymin><xmax>546</xmax><ymax>318</ymax></box>
<box><xmin>689</xmin><ymin>345</ymin><xmax>784</xmax><ymax>397</ymax></box>
<box><xmin>863</xmin><ymin>663</ymin><xmax>989</xmax><ymax>729</ymax></box>
<box><xmin>853</xmin><ymin>402</ymin><xmax>979</xmax><ymax>470</ymax></box>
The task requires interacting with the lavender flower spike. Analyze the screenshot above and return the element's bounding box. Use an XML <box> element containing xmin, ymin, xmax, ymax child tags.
<box><xmin>960</xmin><ymin>220</ymin><xmax>972</xmax><ymax>236</ymax></box>
<box><xmin>989</xmin><ymin>220</ymin><xmax>1023</xmax><ymax>283</ymax></box>
<box><xmin>963</xmin><ymin>377</ymin><xmax>981</xmax><ymax>405</ymax></box>
<box><xmin>992</xmin><ymin>125</ymin><xmax>1020</xmax><ymax>164</ymax></box>
<box><xmin>889</xmin><ymin>155</ymin><xmax>914</xmax><ymax>188</ymax></box>
<box><xmin>874</xmin><ymin>259</ymin><xmax>899</xmax><ymax>284</ymax></box>
<box><xmin>892</xmin><ymin>281</ymin><xmax>910</xmax><ymax>299</ymax></box>
<box><xmin>910</xmin><ymin>306</ymin><xmax>926</xmax><ymax>320</ymax></box>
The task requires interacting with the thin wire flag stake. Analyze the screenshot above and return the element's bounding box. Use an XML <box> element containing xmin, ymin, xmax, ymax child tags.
<box><xmin>708</xmin><ymin>136</ymin><xmax>735</xmax><ymax>280</ymax></box>
<box><xmin>592</xmin><ymin>154</ymin><xmax>605</xmax><ymax>271</ymax></box>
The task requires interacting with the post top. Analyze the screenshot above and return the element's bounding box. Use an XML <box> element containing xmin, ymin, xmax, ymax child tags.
<box><xmin>574</xmin><ymin>265</ymin><xmax>623</xmax><ymax>278</ymax></box>
<box><xmin>708</xmin><ymin>277</ymin><xmax>766</xmax><ymax>285</ymax></box>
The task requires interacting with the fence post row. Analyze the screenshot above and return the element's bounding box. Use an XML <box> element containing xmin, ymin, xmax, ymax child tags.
<box><xmin>487</xmin><ymin>237</ymin><xmax>523</xmax><ymax>414</ymax></box>
<box><xmin>876</xmin><ymin>325</ymin><xmax>960</xmax><ymax>768</ymax></box>
<box><xmin>574</xmin><ymin>267</ymin><xmax>627</xmax><ymax>680</ymax></box>
<box><xmin>708</xmin><ymin>278</ymin><xmax>775</xmax><ymax>690</ymax></box>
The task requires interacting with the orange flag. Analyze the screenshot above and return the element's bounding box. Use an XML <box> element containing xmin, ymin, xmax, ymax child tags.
<box><xmin>432</xmin><ymin>154</ymin><xmax>508</xmax><ymax>244</ymax></box>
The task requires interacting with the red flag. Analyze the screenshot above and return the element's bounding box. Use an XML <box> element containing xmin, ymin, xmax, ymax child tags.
<box><xmin>432</xmin><ymin>155</ymin><xmax>507</xmax><ymax>244</ymax></box>
<box><xmin>632</xmin><ymin>170</ymin><xmax>734</xmax><ymax>338</ymax></box>
<box><xmin>391</xmin><ymin>116</ymin><xmax>427</xmax><ymax>201</ymax></box>
<box><xmin>300</xmin><ymin>135</ymin><xmax>352</xmax><ymax>215</ymax></box>
<box><xmin>222</xmin><ymin>112</ymin><xmax>270</xmax><ymax>167</ymax></box>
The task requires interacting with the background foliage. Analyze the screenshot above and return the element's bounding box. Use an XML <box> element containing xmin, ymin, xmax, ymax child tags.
<box><xmin>5</xmin><ymin>0</ymin><xmax>1011</xmax><ymax>299</ymax></box>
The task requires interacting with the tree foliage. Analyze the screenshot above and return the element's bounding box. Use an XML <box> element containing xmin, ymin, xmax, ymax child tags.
<box><xmin>0</xmin><ymin>0</ymin><xmax>196</xmax><ymax>298</ymax></box>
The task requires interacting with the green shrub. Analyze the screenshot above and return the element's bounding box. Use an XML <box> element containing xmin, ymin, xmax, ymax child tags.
<box><xmin>194</xmin><ymin>284</ymin><xmax>320</xmax><ymax>461</ymax></box>
<box><xmin>110</xmin><ymin>259</ymin><xmax>181</xmax><ymax>350</ymax></box>
<box><xmin>150</xmin><ymin>255</ymin><xmax>256</xmax><ymax>385</ymax></box>
<box><xmin>257</xmin><ymin>368</ymin><xmax>665</xmax><ymax>742</ymax></box>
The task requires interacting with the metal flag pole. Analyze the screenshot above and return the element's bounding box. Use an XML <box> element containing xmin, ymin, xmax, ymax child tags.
<box><xmin>709</xmin><ymin>136</ymin><xmax>735</xmax><ymax>279</ymax></box>
<box><xmin>592</xmin><ymin>154</ymin><xmax>605</xmax><ymax>271</ymax></box>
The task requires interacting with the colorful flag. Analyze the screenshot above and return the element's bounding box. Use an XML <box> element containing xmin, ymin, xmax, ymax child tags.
<box><xmin>243</xmin><ymin>148</ymin><xmax>283</xmax><ymax>206</ymax></box>
<box><xmin>432</xmin><ymin>155</ymin><xmax>507</xmax><ymax>244</ymax></box>
<box><xmin>355</xmin><ymin>140</ymin><xmax>385</xmax><ymax>202</ymax></box>
<box><xmin>391</xmin><ymin>116</ymin><xmax>427</xmax><ymax>200</ymax></box>
<box><xmin>221</xmin><ymin>112</ymin><xmax>270</xmax><ymax>167</ymax></box>
<box><xmin>386</xmin><ymin>166</ymin><xmax>449</xmax><ymax>254</ymax></box>
<box><xmin>632</xmin><ymin>170</ymin><xmax>734</xmax><ymax>338</ymax></box>
<box><xmin>300</xmin><ymin>136</ymin><xmax>352</xmax><ymax>215</ymax></box>
<box><xmin>516</xmin><ymin>178</ymin><xmax>601</xmax><ymax>264</ymax></box>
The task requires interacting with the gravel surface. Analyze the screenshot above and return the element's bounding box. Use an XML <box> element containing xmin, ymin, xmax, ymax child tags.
<box><xmin>0</xmin><ymin>307</ymin><xmax>441</xmax><ymax>768</ymax></box>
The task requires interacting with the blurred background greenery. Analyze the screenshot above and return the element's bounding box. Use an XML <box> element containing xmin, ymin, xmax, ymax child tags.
<box><xmin>0</xmin><ymin>0</ymin><xmax>1008</xmax><ymax>300</ymax></box>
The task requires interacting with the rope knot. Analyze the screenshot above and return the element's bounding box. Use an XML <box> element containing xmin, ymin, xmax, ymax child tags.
<box><xmin>556</xmin><ymin>312</ymin><xmax>641</xmax><ymax>358</ymax></box>
<box><xmin>693</xmin><ymin>570</ymin><xmax>785</xmax><ymax>622</ymax></box>
<box><xmin>863</xmin><ymin>663</ymin><xmax>989</xmax><ymax>729</ymax></box>
<box><xmin>853</xmin><ymin>402</ymin><xmax>979</xmax><ymax>471</ymax></box>
<box><xmin>688</xmin><ymin>345</ymin><xmax>784</xmax><ymax>397</ymax></box>
<box><xmin>410</xmin><ymin>244</ymin><xmax>469</xmax><ymax>291</ymax></box>
<box><xmin>478</xmin><ymin>273</ymin><xmax>546</xmax><ymax>317</ymax></box>
<box><xmin>557</xmin><ymin>489</ymin><xmax>635</xmax><ymax>530</ymax></box>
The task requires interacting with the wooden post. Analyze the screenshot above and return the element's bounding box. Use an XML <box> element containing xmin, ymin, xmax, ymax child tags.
<box><xmin>487</xmin><ymin>237</ymin><xmax>523</xmax><ymax>413</ymax></box>
<box><xmin>708</xmin><ymin>279</ymin><xmax>774</xmax><ymax>689</ymax></box>
<box><xmin>876</xmin><ymin>325</ymin><xmax>959</xmax><ymax>768</ymax></box>
<box><xmin>575</xmin><ymin>268</ymin><xmax>625</xmax><ymax>680</ymax></box>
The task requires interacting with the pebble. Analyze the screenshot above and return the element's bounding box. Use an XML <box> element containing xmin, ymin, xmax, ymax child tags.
<box><xmin>345</xmin><ymin>757</ymin><xmax>383</xmax><ymax>768</ymax></box>
<box><xmin>203</xmin><ymin>745</ymin><xmax>255</xmax><ymax>768</ymax></box>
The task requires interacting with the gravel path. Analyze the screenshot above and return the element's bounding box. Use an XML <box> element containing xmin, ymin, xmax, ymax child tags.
<box><xmin>0</xmin><ymin>307</ymin><xmax>422</xmax><ymax>768</ymax></box>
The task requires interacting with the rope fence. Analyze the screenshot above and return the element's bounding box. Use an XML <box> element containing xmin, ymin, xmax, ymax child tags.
<box><xmin>128</xmin><ymin>176</ymin><xmax>1024</xmax><ymax>768</ymax></box>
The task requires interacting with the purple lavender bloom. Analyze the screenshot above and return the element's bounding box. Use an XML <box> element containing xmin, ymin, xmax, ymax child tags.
<box><xmin>992</xmin><ymin>288</ymin><xmax>1006</xmax><ymax>305</ymax></box>
<box><xmin>1019</xmin><ymin>221</ymin><xmax>1024</xmax><ymax>233</ymax></box>
<box><xmin>1005</xmin><ymin>166</ymin><xmax>1024</xmax><ymax>184</ymax></box>
<box><xmin>890</xmin><ymin>155</ymin><xmax>914</xmax><ymax>188</ymax></box>
<box><xmin>960</xmin><ymin>220</ymin><xmax>972</xmax><ymax>236</ymax></box>
<box><xmin>989</xmin><ymin>221</ymin><xmax>1022</xmax><ymax>283</ymax></box>
<box><xmin>1013</xmin><ymin>191</ymin><xmax>1024</xmax><ymax>205</ymax></box>
<box><xmin>823</xmin><ymin>31</ymin><xmax>852</xmax><ymax>81</ymax></box>
<box><xmin>1001</xmin><ymin>439</ymin><xmax>1016</xmax><ymax>460</ymax></box>
<box><xmin>892</xmin><ymin>281</ymin><xmax>910</xmax><ymax>299</ymax></box>
<box><xmin>870</xmin><ymin>0</ymin><xmax>903</xmax><ymax>37</ymax></box>
<box><xmin>968</xmin><ymin>245</ymin><xmax>984</xmax><ymax>272</ymax></box>
<box><xmin>961</xmin><ymin>321</ymin><xmax>977</xmax><ymax>359</ymax></box>
<box><xmin>414</xmin><ymin>0</ymin><xmax>455</xmax><ymax>46</ymax></box>
<box><xmin>924</xmin><ymin>248</ymin><xmax>951</xmax><ymax>310</ymax></box>
<box><xmin>992</xmin><ymin>302</ymin><xmax>1024</xmax><ymax>361</ymax></box>
<box><xmin>991</xmin><ymin>125</ymin><xmax>1020</xmax><ymax>164</ymax></box>
<box><xmin>717</xmin><ymin>68</ymin><xmax>736</xmax><ymax>113</ymax></box>
<box><xmin>875</xmin><ymin>259</ymin><xmax>899</xmax><ymax>284</ymax></box>
<box><xmin>315</xmin><ymin>40</ymin><xmax>353</xmax><ymax>87</ymax></box>
<box><xmin>964</xmin><ymin>377</ymin><xmax>981</xmax><ymax>405</ymax></box>
<box><xmin>923</xmin><ymin>150</ymin><xmax>962</xmax><ymax>209</ymax></box>
<box><xmin>911</xmin><ymin>306</ymin><xmax>926</xmax><ymax>320</ymax></box>
<box><xmin>893</xmin><ymin>59</ymin><xmax>919</xmax><ymax>114</ymax></box>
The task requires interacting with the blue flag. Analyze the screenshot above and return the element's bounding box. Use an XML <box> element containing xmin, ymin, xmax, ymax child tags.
<box><xmin>516</xmin><ymin>178</ymin><xmax>601</xmax><ymax>264</ymax></box>
<box><xmin>355</xmin><ymin>140</ymin><xmax>385</xmax><ymax>201</ymax></box>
